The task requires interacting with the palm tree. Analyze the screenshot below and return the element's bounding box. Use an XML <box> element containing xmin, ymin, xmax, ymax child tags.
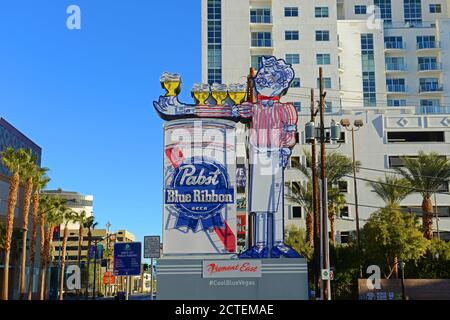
<box><xmin>18</xmin><ymin>149</ymin><xmax>37</xmax><ymax>299</ymax></box>
<box><xmin>286</xmin><ymin>181</ymin><xmax>314</xmax><ymax>246</ymax></box>
<box><xmin>59</xmin><ymin>209</ymin><xmax>77</xmax><ymax>300</ymax></box>
<box><xmin>367</xmin><ymin>175</ymin><xmax>412</xmax><ymax>278</ymax></box>
<box><xmin>75</xmin><ymin>211</ymin><xmax>88</xmax><ymax>268</ymax></box>
<box><xmin>295</xmin><ymin>149</ymin><xmax>358</xmax><ymax>244</ymax></box>
<box><xmin>1</xmin><ymin>147</ymin><xmax>30</xmax><ymax>300</ymax></box>
<box><xmin>84</xmin><ymin>216</ymin><xmax>97</xmax><ymax>298</ymax></box>
<box><xmin>395</xmin><ymin>152</ymin><xmax>450</xmax><ymax>240</ymax></box>
<box><xmin>26</xmin><ymin>168</ymin><xmax>49</xmax><ymax>300</ymax></box>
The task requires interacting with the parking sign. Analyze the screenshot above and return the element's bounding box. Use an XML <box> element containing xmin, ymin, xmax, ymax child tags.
<box><xmin>113</xmin><ymin>242</ymin><xmax>142</xmax><ymax>276</ymax></box>
<box><xmin>144</xmin><ymin>236</ymin><xmax>161</xmax><ymax>259</ymax></box>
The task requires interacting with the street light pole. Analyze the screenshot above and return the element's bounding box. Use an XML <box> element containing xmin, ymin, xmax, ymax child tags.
<box><xmin>399</xmin><ymin>261</ymin><xmax>406</xmax><ymax>300</ymax></box>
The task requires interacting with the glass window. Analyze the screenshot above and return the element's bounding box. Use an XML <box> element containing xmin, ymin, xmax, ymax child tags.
<box><xmin>375</xmin><ymin>0</ymin><xmax>393</xmax><ymax>24</ymax></box>
<box><xmin>285</xmin><ymin>30</ymin><xmax>299</xmax><ymax>40</ymax></box>
<box><xmin>284</xmin><ymin>7</ymin><xmax>299</xmax><ymax>17</ymax></box>
<box><xmin>291</xmin><ymin>78</ymin><xmax>301</xmax><ymax>88</ymax></box>
<box><xmin>316</xmin><ymin>54</ymin><xmax>331</xmax><ymax>65</ymax></box>
<box><xmin>286</xmin><ymin>54</ymin><xmax>300</xmax><ymax>64</ymax></box>
<box><xmin>354</xmin><ymin>5</ymin><xmax>367</xmax><ymax>14</ymax></box>
<box><xmin>361</xmin><ymin>34</ymin><xmax>376</xmax><ymax>107</ymax></box>
<box><xmin>315</xmin><ymin>7</ymin><xmax>329</xmax><ymax>17</ymax></box>
<box><xmin>292</xmin><ymin>206</ymin><xmax>302</xmax><ymax>219</ymax></box>
<box><xmin>250</xmin><ymin>8</ymin><xmax>271</xmax><ymax>23</ymax></box>
<box><xmin>404</xmin><ymin>0</ymin><xmax>422</xmax><ymax>25</ymax></box>
<box><xmin>251</xmin><ymin>55</ymin><xmax>264</xmax><ymax>70</ymax></box>
<box><xmin>429</xmin><ymin>4</ymin><xmax>442</xmax><ymax>13</ymax></box>
<box><xmin>316</xmin><ymin>30</ymin><xmax>330</xmax><ymax>41</ymax></box>
<box><xmin>292</xmin><ymin>102</ymin><xmax>301</xmax><ymax>112</ymax></box>
<box><xmin>251</xmin><ymin>32</ymin><xmax>272</xmax><ymax>47</ymax></box>
<box><xmin>207</xmin><ymin>0</ymin><xmax>222</xmax><ymax>85</ymax></box>
<box><xmin>317</xmin><ymin>77</ymin><xmax>332</xmax><ymax>89</ymax></box>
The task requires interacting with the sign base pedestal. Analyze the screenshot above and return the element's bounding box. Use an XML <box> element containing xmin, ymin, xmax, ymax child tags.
<box><xmin>157</xmin><ymin>258</ymin><xmax>309</xmax><ymax>300</ymax></box>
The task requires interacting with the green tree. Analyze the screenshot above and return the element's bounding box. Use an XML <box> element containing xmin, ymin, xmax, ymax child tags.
<box><xmin>286</xmin><ymin>181</ymin><xmax>313</xmax><ymax>245</ymax></box>
<box><xmin>367</xmin><ymin>175</ymin><xmax>412</xmax><ymax>208</ymax></box>
<box><xmin>27</xmin><ymin>168</ymin><xmax>50</xmax><ymax>300</ymax></box>
<box><xmin>395</xmin><ymin>152</ymin><xmax>450</xmax><ymax>239</ymax></box>
<box><xmin>362</xmin><ymin>207</ymin><xmax>429</xmax><ymax>279</ymax></box>
<box><xmin>59</xmin><ymin>208</ymin><xmax>77</xmax><ymax>300</ymax></box>
<box><xmin>1</xmin><ymin>147</ymin><xmax>31</xmax><ymax>300</ymax></box>
<box><xmin>84</xmin><ymin>216</ymin><xmax>97</xmax><ymax>298</ymax></box>
<box><xmin>18</xmin><ymin>149</ymin><xmax>38</xmax><ymax>299</ymax></box>
<box><xmin>284</xmin><ymin>225</ymin><xmax>313</xmax><ymax>261</ymax></box>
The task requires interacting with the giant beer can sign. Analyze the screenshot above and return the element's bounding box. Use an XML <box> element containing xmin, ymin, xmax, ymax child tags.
<box><xmin>163</xmin><ymin>119</ymin><xmax>237</xmax><ymax>255</ymax></box>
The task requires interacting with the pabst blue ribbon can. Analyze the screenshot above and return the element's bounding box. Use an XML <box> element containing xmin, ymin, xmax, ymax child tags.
<box><xmin>163</xmin><ymin>119</ymin><xmax>237</xmax><ymax>255</ymax></box>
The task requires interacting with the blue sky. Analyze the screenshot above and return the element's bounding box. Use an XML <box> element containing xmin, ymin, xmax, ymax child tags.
<box><xmin>0</xmin><ymin>0</ymin><xmax>201</xmax><ymax>248</ymax></box>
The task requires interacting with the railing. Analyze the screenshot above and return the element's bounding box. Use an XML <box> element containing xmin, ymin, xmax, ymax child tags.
<box><xmin>386</xmin><ymin>63</ymin><xmax>408</xmax><ymax>71</ymax></box>
<box><xmin>416</xmin><ymin>106</ymin><xmax>450</xmax><ymax>114</ymax></box>
<box><xmin>385</xmin><ymin>41</ymin><xmax>405</xmax><ymax>49</ymax></box>
<box><xmin>250</xmin><ymin>16</ymin><xmax>272</xmax><ymax>24</ymax></box>
<box><xmin>387</xmin><ymin>84</ymin><xmax>407</xmax><ymax>92</ymax></box>
<box><xmin>418</xmin><ymin>62</ymin><xmax>442</xmax><ymax>71</ymax></box>
<box><xmin>251</xmin><ymin>40</ymin><xmax>272</xmax><ymax>47</ymax></box>
<box><xmin>417</xmin><ymin>41</ymin><xmax>440</xmax><ymax>50</ymax></box>
<box><xmin>419</xmin><ymin>84</ymin><xmax>444</xmax><ymax>93</ymax></box>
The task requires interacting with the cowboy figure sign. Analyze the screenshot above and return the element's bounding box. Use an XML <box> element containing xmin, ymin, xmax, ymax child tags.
<box><xmin>154</xmin><ymin>56</ymin><xmax>301</xmax><ymax>258</ymax></box>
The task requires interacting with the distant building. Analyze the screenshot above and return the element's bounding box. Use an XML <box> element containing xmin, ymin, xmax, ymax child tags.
<box><xmin>0</xmin><ymin>117</ymin><xmax>42</xmax><ymax>299</ymax></box>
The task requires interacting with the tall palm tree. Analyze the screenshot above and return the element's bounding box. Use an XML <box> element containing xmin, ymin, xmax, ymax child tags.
<box><xmin>84</xmin><ymin>216</ymin><xmax>97</xmax><ymax>298</ymax></box>
<box><xmin>1</xmin><ymin>147</ymin><xmax>30</xmax><ymax>300</ymax></box>
<box><xmin>18</xmin><ymin>149</ymin><xmax>37</xmax><ymax>299</ymax></box>
<box><xmin>286</xmin><ymin>181</ymin><xmax>314</xmax><ymax>246</ymax></box>
<box><xmin>395</xmin><ymin>152</ymin><xmax>450</xmax><ymax>240</ymax></box>
<box><xmin>367</xmin><ymin>175</ymin><xmax>412</xmax><ymax>278</ymax></box>
<box><xmin>58</xmin><ymin>209</ymin><xmax>77</xmax><ymax>300</ymax></box>
<box><xmin>26</xmin><ymin>168</ymin><xmax>49</xmax><ymax>300</ymax></box>
<box><xmin>75</xmin><ymin>211</ymin><xmax>88</xmax><ymax>268</ymax></box>
<box><xmin>327</xmin><ymin>187</ymin><xmax>346</xmax><ymax>244</ymax></box>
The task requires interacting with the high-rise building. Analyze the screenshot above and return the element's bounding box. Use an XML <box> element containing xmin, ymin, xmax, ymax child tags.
<box><xmin>202</xmin><ymin>0</ymin><xmax>450</xmax><ymax>242</ymax></box>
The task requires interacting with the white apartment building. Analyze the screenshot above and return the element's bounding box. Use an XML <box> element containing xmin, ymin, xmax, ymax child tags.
<box><xmin>201</xmin><ymin>0</ymin><xmax>450</xmax><ymax>242</ymax></box>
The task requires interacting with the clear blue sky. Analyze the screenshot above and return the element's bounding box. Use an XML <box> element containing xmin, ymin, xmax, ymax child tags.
<box><xmin>0</xmin><ymin>0</ymin><xmax>201</xmax><ymax>247</ymax></box>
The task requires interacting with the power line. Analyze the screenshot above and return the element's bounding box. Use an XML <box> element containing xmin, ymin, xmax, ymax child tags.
<box><xmin>342</xmin><ymin>174</ymin><xmax>450</xmax><ymax>196</ymax></box>
<box><xmin>358</xmin><ymin>166</ymin><xmax>450</xmax><ymax>183</ymax></box>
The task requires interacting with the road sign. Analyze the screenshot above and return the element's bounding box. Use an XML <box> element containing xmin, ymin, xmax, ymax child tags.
<box><xmin>103</xmin><ymin>271</ymin><xmax>115</xmax><ymax>285</ymax></box>
<box><xmin>144</xmin><ymin>236</ymin><xmax>161</xmax><ymax>259</ymax></box>
<box><xmin>113</xmin><ymin>242</ymin><xmax>142</xmax><ymax>276</ymax></box>
<box><xmin>322</xmin><ymin>269</ymin><xmax>330</xmax><ymax>280</ymax></box>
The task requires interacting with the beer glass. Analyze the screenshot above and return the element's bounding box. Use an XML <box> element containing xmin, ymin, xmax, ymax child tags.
<box><xmin>228</xmin><ymin>84</ymin><xmax>247</xmax><ymax>105</ymax></box>
<box><xmin>191</xmin><ymin>83</ymin><xmax>210</xmax><ymax>105</ymax></box>
<box><xmin>160</xmin><ymin>72</ymin><xmax>181</xmax><ymax>97</ymax></box>
<box><xmin>211</xmin><ymin>83</ymin><xmax>228</xmax><ymax>106</ymax></box>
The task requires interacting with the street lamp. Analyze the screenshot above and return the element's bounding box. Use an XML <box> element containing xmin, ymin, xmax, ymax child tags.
<box><xmin>399</xmin><ymin>261</ymin><xmax>406</xmax><ymax>300</ymax></box>
<box><xmin>340</xmin><ymin>119</ymin><xmax>363</xmax><ymax>253</ymax></box>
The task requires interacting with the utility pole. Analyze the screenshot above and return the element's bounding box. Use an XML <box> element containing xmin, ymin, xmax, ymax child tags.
<box><xmin>247</xmin><ymin>67</ymin><xmax>256</xmax><ymax>250</ymax></box>
<box><xmin>319</xmin><ymin>67</ymin><xmax>331</xmax><ymax>300</ymax></box>
<box><xmin>310</xmin><ymin>89</ymin><xmax>321</xmax><ymax>299</ymax></box>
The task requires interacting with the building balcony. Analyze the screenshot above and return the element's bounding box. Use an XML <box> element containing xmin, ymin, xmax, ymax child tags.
<box><xmin>418</xmin><ymin>62</ymin><xmax>442</xmax><ymax>73</ymax></box>
<box><xmin>418</xmin><ymin>84</ymin><xmax>444</xmax><ymax>94</ymax></box>
<box><xmin>387</xmin><ymin>84</ymin><xmax>407</xmax><ymax>93</ymax></box>
<box><xmin>416</xmin><ymin>41</ymin><xmax>440</xmax><ymax>51</ymax></box>
<box><xmin>385</xmin><ymin>41</ymin><xmax>406</xmax><ymax>51</ymax></box>
<box><xmin>385</xmin><ymin>63</ymin><xmax>408</xmax><ymax>73</ymax></box>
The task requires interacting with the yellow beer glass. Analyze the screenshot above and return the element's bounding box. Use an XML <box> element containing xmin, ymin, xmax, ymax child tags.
<box><xmin>192</xmin><ymin>83</ymin><xmax>210</xmax><ymax>105</ymax></box>
<box><xmin>228</xmin><ymin>84</ymin><xmax>247</xmax><ymax>105</ymax></box>
<box><xmin>160</xmin><ymin>72</ymin><xmax>181</xmax><ymax>97</ymax></box>
<box><xmin>211</xmin><ymin>83</ymin><xmax>228</xmax><ymax>106</ymax></box>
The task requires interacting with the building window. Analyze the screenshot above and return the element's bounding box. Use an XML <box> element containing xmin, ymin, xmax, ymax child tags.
<box><xmin>315</xmin><ymin>7</ymin><xmax>329</xmax><ymax>18</ymax></box>
<box><xmin>386</xmin><ymin>78</ymin><xmax>406</xmax><ymax>92</ymax></box>
<box><xmin>292</xmin><ymin>206</ymin><xmax>302</xmax><ymax>219</ymax></box>
<box><xmin>291</xmin><ymin>78</ymin><xmax>301</xmax><ymax>88</ymax></box>
<box><xmin>419</xmin><ymin>99</ymin><xmax>441</xmax><ymax>114</ymax></box>
<box><xmin>385</xmin><ymin>36</ymin><xmax>404</xmax><ymax>49</ymax></box>
<box><xmin>290</xmin><ymin>156</ymin><xmax>301</xmax><ymax>169</ymax></box>
<box><xmin>251</xmin><ymin>32</ymin><xmax>272</xmax><ymax>47</ymax></box>
<box><xmin>337</xmin><ymin>132</ymin><xmax>346</xmax><ymax>143</ymax></box>
<box><xmin>207</xmin><ymin>0</ymin><xmax>222</xmax><ymax>85</ymax></box>
<box><xmin>251</xmin><ymin>55</ymin><xmax>264</xmax><ymax>70</ymax></box>
<box><xmin>284</xmin><ymin>7</ymin><xmax>299</xmax><ymax>17</ymax></box>
<box><xmin>315</xmin><ymin>30</ymin><xmax>330</xmax><ymax>41</ymax></box>
<box><xmin>285</xmin><ymin>30</ymin><xmax>299</xmax><ymax>41</ymax></box>
<box><xmin>292</xmin><ymin>102</ymin><xmax>301</xmax><ymax>112</ymax></box>
<box><xmin>338</xmin><ymin>181</ymin><xmax>348</xmax><ymax>193</ymax></box>
<box><xmin>340</xmin><ymin>231</ymin><xmax>350</xmax><ymax>244</ymax></box>
<box><xmin>388</xmin><ymin>99</ymin><xmax>407</xmax><ymax>107</ymax></box>
<box><xmin>286</xmin><ymin>54</ymin><xmax>300</xmax><ymax>64</ymax></box>
<box><xmin>325</xmin><ymin>101</ymin><xmax>333</xmax><ymax>113</ymax></box>
<box><xmin>374</xmin><ymin>0</ymin><xmax>393</xmax><ymax>24</ymax></box>
<box><xmin>340</xmin><ymin>206</ymin><xmax>350</xmax><ymax>218</ymax></box>
<box><xmin>419</xmin><ymin>78</ymin><xmax>441</xmax><ymax>92</ymax></box>
<box><xmin>316</xmin><ymin>54</ymin><xmax>331</xmax><ymax>65</ymax></box>
<box><xmin>387</xmin><ymin>131</ymin><xmax>445</xmax><ymax>143</ymax></box>
<box><xmin>250</xmin><ymin>8</ymin><xmax>271</xmax><ymax>23</ymax></box>
<box><xmin>317</xmin><ymin>77</ymin><xmax>332</xmax><ymax>89</ymax></box>
<box><xmin>404</xmin><ymin>0</ymin><xmax>422</xmax><ymax>25</ymax></box>
<box><xmin>354</xmin><ymin>5</ymin><xmax>367</xmax><ymax>14</ymax></box>
<box><xmin>417</xmin><ymin>36</ymin><xmax>437</xmax><ymax>49</ymax></box>
<box><xmin>429</xmin><ymin>4</ymin><xmax>442</xmax><ymax>13</ymax></box>
<box><xmin>361</xmin><ymin>34</ymin><xmax>376</xmax><ymax>107</ymax></box>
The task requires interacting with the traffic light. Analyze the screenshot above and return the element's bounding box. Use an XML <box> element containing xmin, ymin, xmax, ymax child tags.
<box><xmin>143</xmin><ymin>263</ymin><xmax>149</xmax><ymax>271</ymax></box>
